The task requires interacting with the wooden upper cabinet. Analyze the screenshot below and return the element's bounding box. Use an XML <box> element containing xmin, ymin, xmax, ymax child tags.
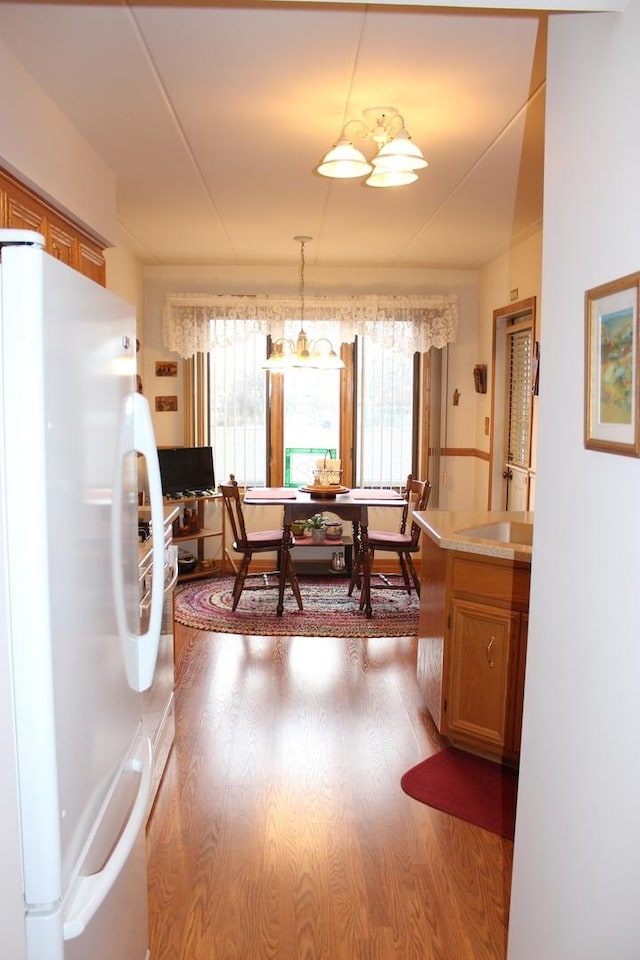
<box><xmin>77</xmin><ymin>239</ymin><xmax>106</xmax><ymax>286</ymax></box>
<box><xmin>6</xmin><ymin>192</ymin><xmax>47</xmax><ymax>235</ymax></box>
<box><xmin>46</xmin><ymin>215</ymin><xmax>76</xmax><ymax>268</ymax></box>
<box><xmin>0</xmin><ymin>167</ymin><xmax>106</xmax><ymax>286</ymax></box>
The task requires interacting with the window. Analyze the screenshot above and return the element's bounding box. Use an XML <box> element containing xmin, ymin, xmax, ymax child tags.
<box><xmin>208</xmin><ymin>325</ymin><xmax>267</xmax><ymax>487</ymax></box>
<box><xmin>204</xmin><ymin>335</ymin><xmax>420</xmax><ymax>488</ymax></box>
<box><xmin>283</xmin><ymin>368</ymin><xmax>341</xmax><ymax>459</ymax></box>
<box><xmin>355</xmin><ymin>337</ymin><xmax>416</xmax><ymax>487</ymax></box>
<box><xmin>165</xmin><ymin>291</ymin><xmax>457</xmax><ymax>489</ymax></box>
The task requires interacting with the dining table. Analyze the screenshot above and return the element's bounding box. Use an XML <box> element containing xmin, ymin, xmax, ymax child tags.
<box><xmin>243</xmin><ymin>486</ymin><xmax>407</xmax><ymax>618</ymax></box>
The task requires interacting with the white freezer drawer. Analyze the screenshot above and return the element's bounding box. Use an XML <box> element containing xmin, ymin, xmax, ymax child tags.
<box><xmin>24</xmin><ymin>736</ymin><xmax>152</xmax><ymax>960</ymax></box>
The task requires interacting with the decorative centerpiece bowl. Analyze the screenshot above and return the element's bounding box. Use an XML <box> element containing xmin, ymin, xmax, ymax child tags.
<box><xmin>325</xmin><ymin>521</ymin><xmax>343</xmax><ymax>540</ymax></box>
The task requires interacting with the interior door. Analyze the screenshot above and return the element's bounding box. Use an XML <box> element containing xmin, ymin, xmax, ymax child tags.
<box><xmin>489</xmin><ymin>298</ymin><xmax>536</xmax><ymax>510</ymax></box>
<box><xmin>503</xmin><ymin>321</ymin><xmax>534</xmax><ymax>509</ymax></box>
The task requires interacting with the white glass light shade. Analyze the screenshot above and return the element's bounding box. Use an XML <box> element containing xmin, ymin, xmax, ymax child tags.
<box><xmin>264</xmin><ymin>337</ymin><xmax>345</xmax><ymax>371</ymax></box>
<box><xmin>365</xmin><ymin>167</ymin><xmax>418</xmax><ymax>188</ymax></box>
<box><xmin>309</xmin><ymin>338</ymin><xmax>346</xmax><ymax>369</ymax></box>
<box><xmin>371</xmin><ymin>136</ymin><xmax>429</xmax><ymax>172</ymax></box>
<box><xmin>263</xmin><ymin>355</ymin><xmax>290</xmax><ymax>372</ymax></box>
<box><xmin>316</xmin><ymin>140</ymin><xmax>373</xmax><ymax>179</ymax></box>
<box><xmin>263</xmin><ymin>338</ymin><xmax>294</xmax><ymax>371</ymax></box>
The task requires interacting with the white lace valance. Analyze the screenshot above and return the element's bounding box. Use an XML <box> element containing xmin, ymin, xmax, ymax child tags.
<box><xmin>163</xmin><ymin>293</ymin><xmax>458</xmax><ymax>359</ymax></box>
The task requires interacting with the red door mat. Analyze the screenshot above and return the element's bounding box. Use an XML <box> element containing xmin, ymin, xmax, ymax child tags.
<box><xmin>400</xmin><ymin>747</ymin><xmax>518</xmax><ymax>839</ymax></box>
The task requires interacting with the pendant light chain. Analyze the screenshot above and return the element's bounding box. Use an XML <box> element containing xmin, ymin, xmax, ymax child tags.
<box><xmin>294</xmin><ymin>235</ymin><xmax>312</xmax><ymax>358</ymax></box>
<box><xmin>299</xmin><ymin>237</ymin><xmax>306</xmax><ymax>326</ymax></box>
<box><xmin>261</xmin><ymin>234</ymin><xmax>346</xmax><ymax>371</ymax></box>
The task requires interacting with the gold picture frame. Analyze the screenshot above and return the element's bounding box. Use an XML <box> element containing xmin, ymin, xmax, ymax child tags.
<box><xmin>155</xmin><ymin>395</ymin><xmax>178</xmax><ymax>412</ymax></box>
<box><xmin>155</xmin><ymin>360</ymin><xmax>178</xmax><ymax>377</ymax></box>
<box><xmin>585</xmin><ymin>272</ymin><xmax>640</xmax><ymax>457</ymax></box>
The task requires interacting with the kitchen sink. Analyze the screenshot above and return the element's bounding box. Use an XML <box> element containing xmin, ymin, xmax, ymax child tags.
<box><xmin>457</xmin><ymin>520</ymin><xmax>534</xmax><ymax>546</ymax></box>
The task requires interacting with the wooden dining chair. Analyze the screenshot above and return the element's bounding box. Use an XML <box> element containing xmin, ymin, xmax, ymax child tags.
<box><xmin>219</xmin><ymin>475</ymin><xmax>303</xmax><ymax>616</ymax></box>
<box><xmin>348</xmin><ymin>475</ymin><xmax>432</xmax><ymax>602</ymax></box>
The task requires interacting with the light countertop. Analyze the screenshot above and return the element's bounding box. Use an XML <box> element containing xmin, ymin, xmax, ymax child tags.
<box><xmin>414</xmin><ymin>509</ymin><xmax>534</xmax><ymax>563</ymax></box>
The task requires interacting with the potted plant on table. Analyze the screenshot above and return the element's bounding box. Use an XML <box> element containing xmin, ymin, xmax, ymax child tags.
<box><xmin>305</xmin><ymin>513</ymin><xmax>327</xmax><ymax>544</ymax></box>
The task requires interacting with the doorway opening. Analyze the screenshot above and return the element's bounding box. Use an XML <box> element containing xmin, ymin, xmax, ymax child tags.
<box><xmin>489</xmin><ymin>298</ymin><xmax>537</xmax><ymax>511</ymax></box>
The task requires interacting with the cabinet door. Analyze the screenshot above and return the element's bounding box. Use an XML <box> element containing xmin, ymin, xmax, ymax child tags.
<box><xmin>46</xmin><ymin>217</ymin><xmax>76</xmax><ymax>268</ymax></box>
<box><xmin>6</xmin><ymin>193</ymin><xmax>47</xmax><ymax>234</ymax></box>
<box><xmin>78</xmin><ymin>239</ymin><xmax>106</xmax><ymax>286</ymax></box>
<box><xmin>444</xmin><ymin>599</ymin><xmax>519</xmax><ymax>753</ymax></box>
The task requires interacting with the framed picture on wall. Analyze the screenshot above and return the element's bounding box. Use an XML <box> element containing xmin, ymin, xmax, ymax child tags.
<box><xmin>155</xmin><ymin>360</ymin><xmax>178</xmax><ymax>377</ymax></box>
<box><xmin>585</xmin><ymin>272</ymin><xmax>640</xmax><ymax>457</ymax></box>
<box><xmin>155</xmin><ymin>395</ymin><xmax>178</xmax><ymax>412</ymax></box>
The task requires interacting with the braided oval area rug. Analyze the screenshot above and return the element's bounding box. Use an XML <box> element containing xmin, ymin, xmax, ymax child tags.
<box><xmin>174</xmin><ymin>575</ymin><xmax>419</xmax><ymax>638</ymax></box>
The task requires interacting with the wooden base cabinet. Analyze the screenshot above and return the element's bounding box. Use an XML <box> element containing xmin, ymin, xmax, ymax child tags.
<box><xmin>418</xmin><ymin>542</ymin><xmax>530</xmax><ymax>764</ymax></box>
<box><xmin>445</xmin><ymin>600</ymin><xmax>522</xmax><ymax>758</ymax></box>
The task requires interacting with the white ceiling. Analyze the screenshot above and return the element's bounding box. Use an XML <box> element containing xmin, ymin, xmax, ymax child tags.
<box><xmin>0</xmin><ymin>1</ymin><xmax>550</xmax><ymax>272</ymax></box>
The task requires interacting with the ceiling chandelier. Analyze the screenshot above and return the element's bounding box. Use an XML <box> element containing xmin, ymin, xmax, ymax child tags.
<box><xmin>263</xmin><ymin>236</ymin><xmax>345</xmax><ymax>373</ymax></box>
<box><xmin>316</xmin><ymin>106</ymin><xmax>428</xmax><ymax>188</ymax></box>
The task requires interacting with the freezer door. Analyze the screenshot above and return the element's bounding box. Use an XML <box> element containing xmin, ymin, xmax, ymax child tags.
<box><xmin>63</xmin><ymin>736</ymin><xmax>151</xmax><ymax>955</ymax></box>
<box><xmin>1</xmin><ymin>238</ymin><xmax>149</xmax><ymax>954</ymax></box>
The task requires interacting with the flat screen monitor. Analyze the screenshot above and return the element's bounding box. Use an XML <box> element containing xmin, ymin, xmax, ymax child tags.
<box><xmin>157</xmin><ymin>446</ymin><xmax>215</xmax><ymax>496</ymax></box>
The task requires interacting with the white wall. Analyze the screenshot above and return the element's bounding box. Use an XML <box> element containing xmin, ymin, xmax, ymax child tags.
<box><xmin>476</xmin><ymin>228</ymin><xmax>543</xmax><ymax>509</ymax></box>
<box><xmin>508</xmin><ymin>4</ymin><xmax>640</xmax><ymax>958</ymax></box>
<box><xmin>104</xmin><ymin>230</ymin><xmax>146</xmax><ymax>339</ymax></box>
<box><xmin>435</xmin><ymin>228</ymin><xmax>542</xmax><ymax>511</ymax></box>
<box><xmin>0</xmin><ymin>38</ymin><xmax>116</xmax><ymax>244</ymax></box>
<box><xmin>435</xmin><ymin>284</ymin><xmax>481</xmax><ymax>510</ymax></box>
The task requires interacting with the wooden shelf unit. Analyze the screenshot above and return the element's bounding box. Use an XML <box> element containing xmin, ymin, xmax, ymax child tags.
<box><xmin>288</xmin><ymin>535</ymin><xmax>353</xmax><ymax>577</ymax></box>
<box><xmin>166</xmin><ymin>494</ymin><xmax>225</xmax><ymax>583</ymax></box>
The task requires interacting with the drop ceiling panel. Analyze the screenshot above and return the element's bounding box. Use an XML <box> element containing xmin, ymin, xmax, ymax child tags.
<box><xmin>0</xmin><ymin>1</ymin><xmax>547</xmax><ymax>270</ymax></box>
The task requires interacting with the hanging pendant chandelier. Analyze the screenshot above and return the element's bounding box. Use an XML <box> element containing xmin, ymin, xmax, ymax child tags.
<box><xmin>263</xmin><ymin>236</ymin><xmax>345</xmax><ymax>372</ymax></box>
<box><xmin>315</xmin><ymin>106</ymin><xmax>428</xmax><ymax>188</ymax></box>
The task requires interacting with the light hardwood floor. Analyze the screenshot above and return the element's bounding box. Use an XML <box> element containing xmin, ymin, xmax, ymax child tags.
<box><xmin>146</xmin><ymin>625</ymin><xmax>512</xmax><ymax>959</ymax></box>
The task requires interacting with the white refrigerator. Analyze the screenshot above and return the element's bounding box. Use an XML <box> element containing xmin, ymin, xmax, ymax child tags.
<box><xmin>0</xmin><ymin>230</ymin><xmax>166</xmax><ymax>960</ymax></box>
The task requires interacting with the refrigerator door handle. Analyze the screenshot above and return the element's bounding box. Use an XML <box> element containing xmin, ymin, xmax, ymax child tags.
<box><xmin>62</xmin><ymin>737</ymin><xmax>153</xmax><ymax>941</ymax></box>
<box><xmin>113</xmin><ymin>391</ymin><xmax>165</xmax><ymax>692</ymax></box>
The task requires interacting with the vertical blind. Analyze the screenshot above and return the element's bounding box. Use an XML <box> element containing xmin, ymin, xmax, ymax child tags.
<box><xmin>207</xmin><ymin>320</ymin><xmax>268</xmax><ymax>487</ymax></box>
<box><xmin>180</xmin><ymin>308</ymin><xmax>454</xmax><ymax>488</ymax></box>
<box><xmin>356</xmin><ymin>337</ymin><xmax>415</xmax><ymax>487</ymax></box>
<box><xmin>506</xmin><ymin>326</ymin><xmax>533</xmax><ymax>469</ymax></box>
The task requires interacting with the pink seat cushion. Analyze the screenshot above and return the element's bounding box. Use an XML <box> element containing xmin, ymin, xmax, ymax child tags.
<box><xmin>366</xmin><ymin>530</ymin><xmax>412</xmax><ymax>549</ymax></box>
<box><xmin>246</xmin><ymin>529</ymin><xmax>290</xmax><ymax>548</ymax></box>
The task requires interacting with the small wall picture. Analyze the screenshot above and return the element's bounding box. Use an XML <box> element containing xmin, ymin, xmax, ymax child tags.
<box><xmin>585</xmin><ymin>271</ymin><xmax>640</xmax><ymax>457</ymax></box>
<box><xmin>155</xmin><ymin>360</ymin><xmax>178</xmax><ymax>377</ymax></box>
<box><xmin>155</xmin><ymin>395</ymin><xmax>178</xmax><ymax>412</ymax></box>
